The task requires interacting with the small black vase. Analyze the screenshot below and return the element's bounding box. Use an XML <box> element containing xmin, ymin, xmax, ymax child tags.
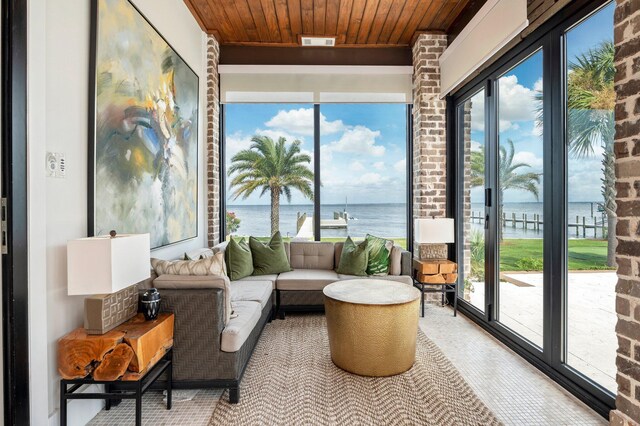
<box><xmin>141</xmin><ymin>288</ymin><xmax>161</xmax><ymax>321</ymax></box>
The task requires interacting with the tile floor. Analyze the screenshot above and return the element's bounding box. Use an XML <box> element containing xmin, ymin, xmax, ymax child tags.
<box><xmin>468</xmin><ymin>271</ymin><xmax>617</xmax><ymax>392</ymax></box>
<box><xmin>420</xmin><ymin>304</ymin><xmax>607</xmax><ymax>425</ymax></box>
<box><xmin>88</xmin><ymin>305</ymin><xmax>607</xmax><ymax>425</ymax></box>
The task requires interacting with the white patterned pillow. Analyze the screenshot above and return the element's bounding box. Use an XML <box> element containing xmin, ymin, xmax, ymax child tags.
<box><xmin>151</xmin><ymin>251</ymin><xmax>227</xmax><ymax>277</ymax></box>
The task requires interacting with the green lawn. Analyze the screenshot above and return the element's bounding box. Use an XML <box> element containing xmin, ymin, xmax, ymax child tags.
<box><xmin>499</xmin><ymin>238</ymin><xmax>612</xmax><ymax>271</ymax></box>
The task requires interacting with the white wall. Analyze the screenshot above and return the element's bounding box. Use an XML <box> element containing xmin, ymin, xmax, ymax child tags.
<box><xmin>27</xmin><ymin>0</ymin><xmax>207</xmax><ymax>424</ymax></box>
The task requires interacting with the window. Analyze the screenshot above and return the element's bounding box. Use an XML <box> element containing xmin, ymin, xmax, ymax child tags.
<box><xmin>224</xmin><ymin>104</ymin><xmax>314</xmax><ymax>240</ymax></box>
<box><xmin>319</xmin><ymin>104</ymin><xmax>408</xmax><ymax>247</ymax></box>
<box><xmin>223</xmin><ymin>104</ymin><xmax>409</xmax><ymax>247</ymax></box>
<box><xmin>452</xmin><ymin>0</ymin><xmax>615</xmax><ymax>414</ymax></box>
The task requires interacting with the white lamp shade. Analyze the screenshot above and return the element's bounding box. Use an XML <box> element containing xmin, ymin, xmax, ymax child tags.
<box><xmin>415</xmin><ymin>218</ymin><xmax>455</xmax><ymax>244</ymax></box>
<box><xmin>67</xmin><ymin>233</ymin><xmax>151</xmax><ymax>296</ymax></box>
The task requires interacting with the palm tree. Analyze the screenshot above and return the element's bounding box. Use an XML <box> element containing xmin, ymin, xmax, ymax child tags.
<box><xmin>567</xmin><ymin>41</ymin><xmax>616</xmax><ymax>266</ymax></box>
<box><xmin>470</xmin><ymin>139</ymin><xmax>541</xmax><ymax>239</ymax></box>
<box><xmin>228</xmin><ymin>135</ymin><xmax>313</xmax><ymax>235</ymax></box>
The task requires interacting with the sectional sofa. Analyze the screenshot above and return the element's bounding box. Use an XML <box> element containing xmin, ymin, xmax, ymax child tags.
<box><xmin>142</xmin><ymin>240</ymin><xmax>412</xmax><ymax>402</ymax></box>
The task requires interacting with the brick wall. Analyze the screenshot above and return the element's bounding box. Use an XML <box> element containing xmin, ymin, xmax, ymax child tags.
<box><xmin>206</xmin><ymin>36</ymin><xmax>221</xmax><ymax>247</ymax></box>
<box><xmin>612</xmin><ymin>1</ymin><xmax>640</xmax><ymax>424</ymax></box>
<box><xmin>412</xmin><ymin>33</ymin><xmax>448</xmax><ymax>223</ymax></box>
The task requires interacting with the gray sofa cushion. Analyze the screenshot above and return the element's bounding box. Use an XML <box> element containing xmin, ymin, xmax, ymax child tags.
<box><xmin>230</xmin><ymin>280</ymin><xmax>272</xmax><ymax>309</ymax></box>
<box><xmin>276</xmin><ymin>269</ymin><xmax>340</xmax><ymax>291</ymax></box>
<box><xmin>337</xmin><ymin>274</ymin><xmax>413</xmax><ymax>286</ymax></box>
<box><xmin>289</xmin><ymin>242</ymin><xmax>335</xmax><ymax>270</ymax></box>
<box><xmin>221</xmin><ymin>301</ymin><xmax>262</xmax><ymax>353</ymax></box>
<box><xmin>154</xmin><ymin>274</ymin><xmax>232</xmax><ymax>325</ymax></box>
<box><xmin>235</xmin><ymin>274</ymin><xmax>278</xmax><ymax>290</ymax></box>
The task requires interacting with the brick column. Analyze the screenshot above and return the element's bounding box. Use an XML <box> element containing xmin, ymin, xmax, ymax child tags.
<box><xmin>612</xmin><ymin>1</ymin><xmax>640</xmax><ymax>424</ymax></box>
<box><xmin>412</xmin><ymin>33</ymin><xmax>448</xmax><ymax>229</ymax></box>
<box><xmin>412</xmin><ymin>33</ymin><xmax>448</xmax><ymax>303</ymax></box>
<box><xmin>206</xmin><ymin>35</ymin><xmax>221</xmax><ymax>247</ymax></box>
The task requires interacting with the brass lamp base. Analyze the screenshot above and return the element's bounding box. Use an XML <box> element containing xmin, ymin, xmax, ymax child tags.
<box><xmin>416</xmin><ymin>243</ymin><xmax>448</xmax><ymax>260</ymax></box>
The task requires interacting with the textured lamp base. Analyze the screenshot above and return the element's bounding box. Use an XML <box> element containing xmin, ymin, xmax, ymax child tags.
<box><xmin>417</xmin><ymin>243</ymin><xmax>448</xmax><ymax>260</ymax></box>
<box><xmin>84</xmin><ymin>285</ymin><xmax>139</xmax><ymax>334</ymax></box>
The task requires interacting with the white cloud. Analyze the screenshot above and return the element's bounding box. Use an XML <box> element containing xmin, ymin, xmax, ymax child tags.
<box><xmin>323</xmin><ymin>125</ymin><xmax>385</xmax><ymax>157</ymax></box>
<box><xmin>468</xmin><ymin>76</ymin><xmax>541</xmax><ymax>133</ymax></box>
<box><xmin>393</xmin><ymin>159</ymin><xmax>406</xmax><ymax>172</ymax></box>
<box><xmin>373</xmin><ymin>161</ymin><xmax>385</xmax><ymax>170</ymax></box>
<box><xmin>352</xmin><ymin>161</ymin><xmax>365</xmax><ymax>171</ymax></box>
<box><xmin>512</xmin><ymin>151</ymin><xmax>543</xmax><ymax>169</ymax></box>
<box><xmin>356</xmin><ymin>172</ymin><xmax>384</xmax><ymax>185</ymax></box>
<box><xmin>265</xmin><ymin>108</ymin><xmax>345</xmax><ymax>136</ymax></box>
<box><xmin>255</xmin><ymin>128</ymin><xmax>305</xmax><ymax>145</ymax></box>
<box><xmin>498</xmin><ymin>74</ymin><xmax>540</xmax><ymax>128</ymax></box>
<box><xmin>533</xmin><ymin>78</ymin><xmax>543</xmax><ymax>92</ymax></box>
<box><xmin>225</xmin><ymin>131</ymin><xmax>252</xmax><ymax>160</ymax></box>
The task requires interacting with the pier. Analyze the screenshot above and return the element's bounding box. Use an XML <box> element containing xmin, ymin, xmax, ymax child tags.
<box><xmin>469</xmin><ymin>211</ymin><xmax>608</xmax><ymax>238</ymax></box>
<box><xmin>294</xmin><ymin>212</ymin><xmax>348</xmax><ymax>240</ymax></box>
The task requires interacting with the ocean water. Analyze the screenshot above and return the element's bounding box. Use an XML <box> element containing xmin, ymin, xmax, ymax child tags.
<box><xmin>226</xmin><ymin>203</ymin><xmax>407</xmax><ymax>239</ymax></box>
<box><xmin>226</xmin><ymin>202</ymin><xmax>606</xmax><ymax>240</ymax></box>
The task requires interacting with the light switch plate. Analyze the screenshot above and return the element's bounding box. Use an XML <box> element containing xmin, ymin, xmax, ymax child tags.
<box><xmin>46</xmin><ymin>152</ymin><xmax>66</xmax><ymax>178</ymax></box>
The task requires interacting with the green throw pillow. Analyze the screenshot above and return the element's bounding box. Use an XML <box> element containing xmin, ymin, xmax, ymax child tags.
<box><xmin>250</xmin><ymin>232</ymin><xmax>292</xmax><ymax>275</ymax></box>
<box><xmin>225</xmin><ymin>237</ymin><xmax>254</xmax><ymax>280</ymax></box>
<box><xmin>336</xmin><ymin>237</ymin><xmax>369</xmax><ymax>276</ymax></box>
<box><xmin>365</xmin><ymin>234</ymin><xmax>394</xmax><ymax>276</ymax></box>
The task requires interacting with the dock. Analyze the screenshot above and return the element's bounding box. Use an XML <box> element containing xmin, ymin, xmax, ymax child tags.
<box><xmin>469</xmin><ymin>211</ymin><xmax>608</xmax><ymax>238</ymax></box>
<box><xmin>294</xmin><ymin>212</ymin><xmax>348</xmax><ymax>240</ymax></box>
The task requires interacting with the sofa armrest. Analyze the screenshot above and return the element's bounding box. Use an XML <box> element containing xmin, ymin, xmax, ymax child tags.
<box><xmin>400</xmin><ymin>250</ymin><xmax>412</xmax><ymax>277</ymax></box>
<box><xmin>157</xmin><ymin>288</ymin><xmax>226</xmax><ymax>379</ymax></box>
<box><xmin>153</xmin><ymin>274</ymin><xmax>232</xmax><ymax>324</ymax></box>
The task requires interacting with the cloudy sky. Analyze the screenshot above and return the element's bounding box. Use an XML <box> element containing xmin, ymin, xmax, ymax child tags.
<box><xmin>225</xmin><ymin>103</ymin><xmax>407</xmax><ymax>206</ymax></box>
<box><xmin>469</xmin><ymin>2</ymin><xmax>614</xmax><ymax>204</ymax></box>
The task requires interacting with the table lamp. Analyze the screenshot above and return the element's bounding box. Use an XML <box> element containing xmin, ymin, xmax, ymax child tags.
<box><xmin>67</xmin><ymin>232</ymin><xmax>150</xmax><ymax>334</ymax></box>
<box><xmin>414</xmin><ymin>217</ymin><xmax>455</xmax><ymax>260</ymax></box>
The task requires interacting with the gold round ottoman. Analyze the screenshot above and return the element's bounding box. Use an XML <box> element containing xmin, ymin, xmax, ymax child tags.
<box><xmin>323</xmin><ymin>279</ymin><xmax>421</xmax><ymax>377</ymax></box>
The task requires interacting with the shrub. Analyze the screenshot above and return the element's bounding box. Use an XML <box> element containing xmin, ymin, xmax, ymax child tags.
<box><xmin>515</xmin><ymin>257</ymin><xmax>543</xmax><ymax>271</ymax></box>
<box><xmin>226</xmin><ymin>211</ymin><xmax>241</xmax><ymax>235</ymax></box>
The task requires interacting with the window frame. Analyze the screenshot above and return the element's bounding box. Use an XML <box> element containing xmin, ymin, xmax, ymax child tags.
<box><xmin>449</xmin><ymin>0</ymin><xmax>615</xmax><ymax>418</ymax></box>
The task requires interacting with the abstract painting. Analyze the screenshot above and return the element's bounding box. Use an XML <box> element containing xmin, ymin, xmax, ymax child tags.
<box><xmin>89</xmin><ymin>0</ymin><xmax>199</xmax><ymax>249</ymax></box>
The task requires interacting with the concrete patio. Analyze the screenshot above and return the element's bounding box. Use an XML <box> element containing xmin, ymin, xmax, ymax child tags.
<box><xmin>468</xmin><ymin>271</ymin><xmax>617</xmax><ymax>393</ymax></box>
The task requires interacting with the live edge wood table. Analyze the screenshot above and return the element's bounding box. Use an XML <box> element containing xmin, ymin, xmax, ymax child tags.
<box><xmin>58</xmin><ymin>313</ymin><xmax>174</xmax><ymax>426</ymax></box>
<box><xmin>413</xmin><ymin>259</ymin><xmax>458</xmax><ymax>317</ymax></box>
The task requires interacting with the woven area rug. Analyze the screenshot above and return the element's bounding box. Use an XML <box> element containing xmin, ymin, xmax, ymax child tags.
<box><xmin>209</xmin><ymin>314</ymin><xmax>502</xmax><ymax>426</ymax></box>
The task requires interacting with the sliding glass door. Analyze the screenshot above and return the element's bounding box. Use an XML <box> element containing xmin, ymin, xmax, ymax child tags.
<box><xmin>496</xmin><ymin>50</ymin><xmax>544</xmax><ymax>348</ymax></box>
<box><xmin>453</xmin><ymin>0</ymin><xmax>615</xmax><ymax>414</ymax></box>
<box><xmin>564</xmin><ymin>2</ymin><xmax>616</xmax><ymax>393</ymax></box>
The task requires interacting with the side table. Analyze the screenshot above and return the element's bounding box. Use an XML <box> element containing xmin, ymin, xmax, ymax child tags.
<box><xmin>413</xmin><ymin>259</ymin><xmax>458</xmax><ymax>317</ymax></box>
<box><xmin>58</xmin><ymin>313</ymin><xmax>174</xmax><ymax>426</ymax></box>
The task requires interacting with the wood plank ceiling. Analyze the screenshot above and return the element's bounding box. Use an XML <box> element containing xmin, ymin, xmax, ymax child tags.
<box><xmin>184</xmin><ymin>0</ymin><xmax>474</xmax><ymax>47</ymax></box>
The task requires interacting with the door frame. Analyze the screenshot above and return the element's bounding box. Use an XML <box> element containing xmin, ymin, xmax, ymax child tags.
<box><xmin>1</xmin><ymin>0</ymin><xmax>30</xmax><ymax>423</ymax></box>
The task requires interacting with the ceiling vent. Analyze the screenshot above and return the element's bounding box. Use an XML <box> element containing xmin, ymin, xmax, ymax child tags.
<box><xmin>300</xmin><ymin>36</ymin><xmax>336</xmax><ymax>47</ymax></box>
